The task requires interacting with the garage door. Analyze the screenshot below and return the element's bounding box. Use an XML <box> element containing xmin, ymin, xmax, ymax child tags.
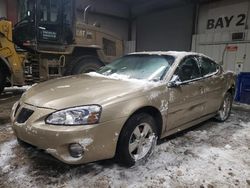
<box><xmin>136</xmin><ymin>4</ymin><xmax>194</xmax><ymax>52</ymax></box>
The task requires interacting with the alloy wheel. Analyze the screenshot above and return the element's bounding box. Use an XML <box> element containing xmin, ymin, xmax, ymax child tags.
<box><xmin>218</xmin><ymin>93</ymin><xmax>232</xmax><ymax>121</ymax></box>
<box><xmin>128</xmin><ymin>123</ymin><xmax>155</xmax><ymax>161</ymax></box>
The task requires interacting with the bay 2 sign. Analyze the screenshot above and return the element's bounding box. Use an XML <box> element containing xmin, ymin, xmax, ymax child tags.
<box><xmin>206</xmin><ymin>2</ymin><xmax>248</xmax><ymax>31</ymax></box>
<box><xmin>207</xmin><ymin>14</ymin><xmax>246</xmax><ymax>30</ymax></box>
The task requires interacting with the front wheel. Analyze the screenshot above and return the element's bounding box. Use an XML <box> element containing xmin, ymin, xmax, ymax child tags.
<box><xmin>215</xmin><ymin>92</ymin><xmax>233</xmax><ymax>122</ymax></box>
<box><xmin>116</xmin><ymin>113</ymin><xmax>157</xmax><ymax>167</ymax></box>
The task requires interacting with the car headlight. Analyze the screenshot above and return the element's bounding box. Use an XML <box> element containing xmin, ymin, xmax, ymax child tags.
<box><xmin>45</xmin><ymin>105</ymin><xmax>102</xmax><ymax>125</ymax></box>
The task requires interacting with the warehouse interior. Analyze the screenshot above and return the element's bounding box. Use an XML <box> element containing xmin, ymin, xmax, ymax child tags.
<box><xmin>0</xmin><ymin>0</ymin><xmax>250</xmax><ymax>187</ymax></box>
<box><xmin>1</xmin><ymin>0</ymin><xmax>249</xmax><ymax>97</ymax></box>
<box><xmin>1</xmin><ymin>0</ymin><xmax>249</xmax><ymax>67</ymax></box>
<box><xmin>1</xmin><ymin>0</ymin><xmax>249</xmax><ymax>58</ymax></box>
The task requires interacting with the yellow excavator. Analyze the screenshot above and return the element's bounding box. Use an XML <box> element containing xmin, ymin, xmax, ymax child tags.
<box><xmin>0</xmin><ymin>0</ymin><xmax>123</xmax><ymax>94</ymax></box>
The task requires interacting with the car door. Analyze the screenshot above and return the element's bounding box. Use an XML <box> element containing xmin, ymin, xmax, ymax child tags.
<box><xmin>196</xmin><ymin>56</ymin><xmax>225</xmax><ymax>114</ymax></box>
<box><xmin>166</xmin><ymin>56</ymin><xmax>205</xmax><ymax>131</ymax></box>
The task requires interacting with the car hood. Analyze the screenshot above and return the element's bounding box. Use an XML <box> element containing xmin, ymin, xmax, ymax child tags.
<box><xmin>22</xmin><ymin>74</ymin><xmax>154</xmax><ymax>110</ymax></box>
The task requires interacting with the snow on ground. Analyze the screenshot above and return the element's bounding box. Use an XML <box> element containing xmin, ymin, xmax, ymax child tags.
<box><xmin>0</xmin><ymin>104</ymin><xmax>249</xmax><ymax>188</ymax></box>
<box><xmin>0</xmin><ymin>139</ymin><xmax>17</xmax><ymax>170</ymax></box>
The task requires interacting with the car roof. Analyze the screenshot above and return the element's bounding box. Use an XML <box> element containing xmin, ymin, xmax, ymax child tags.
<box><xmin>129</xmin><ymin>51</ymin><xmax>216</xmax><ymax>63</ymax></box>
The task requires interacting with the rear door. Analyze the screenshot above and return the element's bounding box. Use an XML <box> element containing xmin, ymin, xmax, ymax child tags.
<box><xmin>196</xmin><ymin>56</ymin><xmax>225</xmax><ymax>114</ymax></box>
<box><xmin>166</xmin><ymin>56</ymin><xmax>205</xmax><ymax>131</ymax></box>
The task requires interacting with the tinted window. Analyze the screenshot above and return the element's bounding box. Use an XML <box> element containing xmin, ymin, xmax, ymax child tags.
<box><xmin>198</xmin><ymin>57</ymin><xmax>218</xmax><ymax>76</ymax></box>
<box><xmin>19</xmin><ymin>0</ymin><xmax>35</xmax><ymax>20</ymax></box>
<box><xmin>175</xmin><ymin>57</ymin><xmax>200</xmax><ymax>82</ymax></box>
<box><xmin>40</xmin><ymin>0</ymin><xmax>59</xmax><ymax>23</ymax></box>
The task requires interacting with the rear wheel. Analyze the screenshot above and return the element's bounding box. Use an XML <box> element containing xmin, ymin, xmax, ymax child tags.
<box><xmin>215</xmin><ymin>92</ymin><xmax>233</xmax><ymax>122</ymax></box>
<box><xmin>116</xmin><ymin>113</ymin><xmax>157</xmax><ymax>167</ymax></box>
<box><xmin>71</xmin><ymin>56</ymin><xmax>103</xmax><ymax>74</ymax></box>
<box><xmin>0</xmin><ymin>66</ymin><xmax>6</xmax><ymax>94</ymax></box>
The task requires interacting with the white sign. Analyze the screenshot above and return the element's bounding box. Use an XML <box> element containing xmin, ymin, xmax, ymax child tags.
<box><xmin>206</xmin><ymin>2</ymin><xmax>248</xmax><ymax>31</ymax></box>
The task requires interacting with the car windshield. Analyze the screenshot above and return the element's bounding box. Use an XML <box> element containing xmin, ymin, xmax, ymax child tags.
<box><xmin>98</xmin><ymin>54</ymin><xmax>175</xmax><ymax>81</ymax></box>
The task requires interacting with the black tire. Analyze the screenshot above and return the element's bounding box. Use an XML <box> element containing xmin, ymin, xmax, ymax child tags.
<box><xmin>116</xmin><ymin>113</ymin><xmax>157</xmax><ymax>167</ymax></box>
<box><xmin>215</xmin><ymin>92</ymin><xmax>233</xmax><ymax>122</ymax></box>
<box><xmin>0</xmin><ymin>66</ymin><xmax>6</xmax><ymax>94</ymax></box>
<box><xmin>71</xmin><ymin>56</ymin><xmax>103</xmax><ymax>75</ymax></box>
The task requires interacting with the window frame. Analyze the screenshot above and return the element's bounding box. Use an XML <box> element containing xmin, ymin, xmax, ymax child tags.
<box><xmin>195</xmin><ymin>56</ymin><xmax>221</xmax><ymax>79</ymax></box>
<box><xmin>38</xmin><ymin>0</ymin><xmax>61</xmax><ymax>24</ymax></box>
<box><xmin>172</xmin><ymin>55</ymin><xmax>202</xmax><ymax>84</ymax></box>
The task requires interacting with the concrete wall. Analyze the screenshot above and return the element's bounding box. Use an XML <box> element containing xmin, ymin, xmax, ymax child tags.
<box><xmin>75</xmin><ymin>0</ymin><xmax>129</xmax><ymax>40</ymax></box>
<box><xmin>88</xmin><ymin>13</ymin><xmax>129</xmax><ymax>41</ymax></box>
<box><xmin>0</xmin><ymin>0</ymin><xmax>6</xmax><ymax>18</ymax></box>
<box><xmin>135</xmin><ymin>4</ymin><xmax>194</xmax><ymax>52</ymax></box>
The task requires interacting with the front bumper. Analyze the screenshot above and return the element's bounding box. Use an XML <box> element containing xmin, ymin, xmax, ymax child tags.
<box><xmin>11</xmin><ymin>103</ymin><xmax>127</xmax><ymax>164</ymax></box>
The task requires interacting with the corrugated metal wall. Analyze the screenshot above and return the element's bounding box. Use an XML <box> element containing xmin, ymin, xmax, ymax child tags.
<box><xmin>192</xmin><ymin>0</ymin><xmax>250</xmax><ymax>73</ymax></box>
<box><xmin>135</xmin><ymin>4</ymin><xmax>195</xmax><ymax>52</ymax></box>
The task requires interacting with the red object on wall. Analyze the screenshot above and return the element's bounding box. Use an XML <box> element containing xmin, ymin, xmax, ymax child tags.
<box><xmin>226</xmin><ymin>46</ymin><xmax>238</xmax><ymax>52</ymax></box>
<box><xmin>6</xmin><ymin>0</ymin><xmax>18</xmax><ymax>24</ymax></box>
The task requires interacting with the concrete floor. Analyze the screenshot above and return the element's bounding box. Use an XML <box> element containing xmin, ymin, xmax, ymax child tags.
<box><xmin>0</xmin><ymin>87</ymin><xmax>250</xmax><ymax>188</ymax></box>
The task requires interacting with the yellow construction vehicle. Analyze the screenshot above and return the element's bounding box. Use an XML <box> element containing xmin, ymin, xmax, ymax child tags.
<box><xmin>0</xmin><ymin>19</ymin><xmax>25</xmax><ymax>93</ymax></box>
<box><xmin>0</xmin><ymin>0</ymin><xmax>123</xmax><ymax>94</ymax></box>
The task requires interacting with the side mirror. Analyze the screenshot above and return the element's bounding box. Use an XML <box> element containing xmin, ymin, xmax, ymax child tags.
<box><xmin>168</xmin><ymin>75</ymin><xmax>182</xmax><ymax>88</ymax></box>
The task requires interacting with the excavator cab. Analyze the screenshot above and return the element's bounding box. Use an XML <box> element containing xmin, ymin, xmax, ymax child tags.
<box><xmin>13</xmin><ymin>0</ymin><xmax>74</xmax><ymax>52</ymax></box>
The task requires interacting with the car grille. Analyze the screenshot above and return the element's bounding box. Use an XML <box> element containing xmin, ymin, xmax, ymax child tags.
<box><xmin>16</xmin><ymin>108</ymin><xmax>34</xmax><ymax>123</ymax></box>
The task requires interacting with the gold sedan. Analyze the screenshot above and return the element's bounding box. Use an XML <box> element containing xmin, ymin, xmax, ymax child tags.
<box><xmin>11</xmin><ymin>51</ymin><xmax>235</xmax><ymax>166</ymax></box>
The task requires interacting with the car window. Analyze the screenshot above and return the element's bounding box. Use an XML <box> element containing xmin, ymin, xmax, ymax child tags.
<box><xmin>98</xmin><ymin>55</ymin><xmax>175</xmax><ymax>81</ymax></box>
<box><xmin>175</xmin><ymin>57</ymin><xmax>201</xmax><ymax>82</ymax></box>
<box><xmin>198</xmin><ymin>57</ymin><xmax>218</xmax><ymax>76</ymax></box>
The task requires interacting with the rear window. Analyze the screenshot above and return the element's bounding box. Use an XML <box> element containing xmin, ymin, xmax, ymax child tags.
<box><xmin>198</xmin><ymin>57</ymin><xmax>218</xmax><ymax>76</ymax></box>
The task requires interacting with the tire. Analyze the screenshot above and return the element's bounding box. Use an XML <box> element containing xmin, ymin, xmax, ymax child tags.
<box><xmin>215</xmin><ymin>92</ymin><xmax>233</xmax><ymax>122</ymax></box>
<box><xmin>71</xmin><ymin>56</ymin><xmax>103</xmax><ymax>75</ymax></box>
<box><xmin>116</xmin><ymin>113</ymin><xmax>158</xmax><ymax>167</ymax></box>
<box><xmin>0</xmin><ymin>66</ymin><xmax>6</xmax><ymax>94</ymax></box>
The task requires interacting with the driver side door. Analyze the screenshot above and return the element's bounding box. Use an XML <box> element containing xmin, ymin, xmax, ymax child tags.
<box><xmin>166</xmin><ymin>56</ymin><xmax>205</xmax><ymax>131</ymax></box>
